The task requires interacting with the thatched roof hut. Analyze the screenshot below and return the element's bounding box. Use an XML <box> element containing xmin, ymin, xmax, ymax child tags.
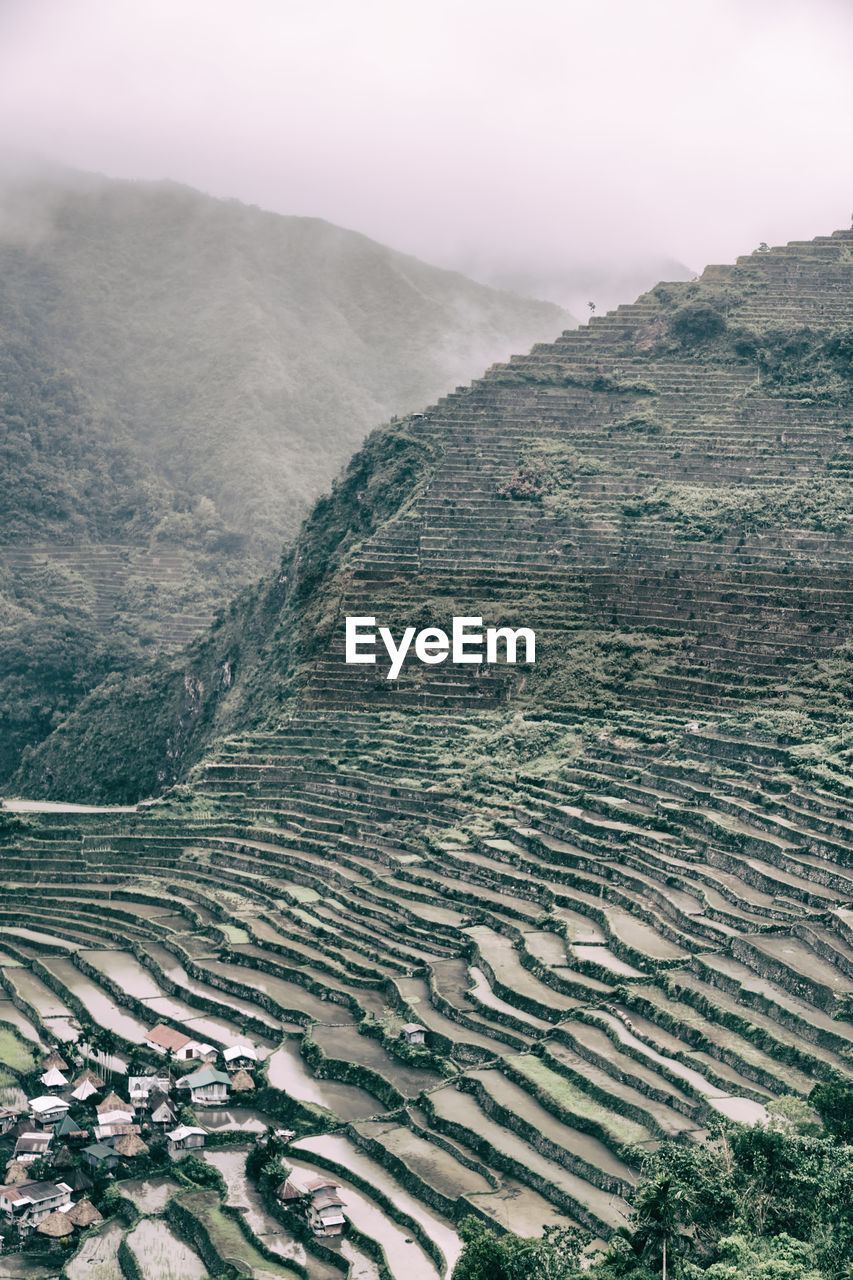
<box><xmin>66</xmin><ymin>1198</ymin><xmax>103</xmax><ymax>1228</ymax></box>
<box><xmin>3</xmin><ymin>1160</ymin><xmax>31</xmax><ymax>1185</ymax></box>
<box><xmin>113</xmin><ymin>1133</ymin><xmax>149</xmax><ymax>1158</ymax></box>
<box><xmin>42</xmin><ymin>1050</ymin><xmax>69</xmax><ymax>1072</ymax></box>
<box><xmin>73</xmin><ymin>1067</ymin><xmax>105</xmax><ymax>1090</ymax></box>
<box><xmin>71</xmin><ymin>1078</ymin><xmax>99</xmax><ymax>1102</ymax></box>
<box><xmin>36</xmin><ymin>1210</ymin><xmax>74</xmax><ymax>1238</ymax></box>
<box><xmin>97</xmin><ymin>1090</ymin><xmax>130</xmax><ymax>1115</ymax></box>
<box><xmin>40</xmin><ymin>1066</ymin><xmax>68</xmax><ymax>1088</ymax></box>
<box><xmin>230</xmin><ymin>1068</ymin><xmax>255</xmax><ymax>1092</ymax></box>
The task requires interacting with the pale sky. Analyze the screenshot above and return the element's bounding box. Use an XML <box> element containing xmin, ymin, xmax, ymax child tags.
<box><xmin>1</xmin><ymin>0</ymin><xmax>851</xmax><ymax>305</ymax></box>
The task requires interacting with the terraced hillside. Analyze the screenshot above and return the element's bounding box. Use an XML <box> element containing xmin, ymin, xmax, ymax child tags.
<box><xmin>2</xmin><ymin>704</ymin><xmax>853</xmax><ymax>1271</ymax></box>
<box><xmin>3</xmin><ymin>229</ymin><xmax>853</xmax><ymax>1273</ymax></box>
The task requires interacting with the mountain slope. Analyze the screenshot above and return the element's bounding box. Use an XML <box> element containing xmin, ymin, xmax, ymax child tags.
<box><xmin>15</xmin><ymin>227</ymin><xmax>853</xmax><ymax>802</ymax></box>
<box><xmin>3</xmin><ymin>229</ymin><xmax>853</xmax><ymax>1272</ymax></box>
<box><xmin>0</xmin><ymin>164</ymin><xmax>571</xmax><ymax>549</ymax></box>
<box><xmin>0</xmin><ymin>163</ymin><xmax>570</xmax><ymax>782</ymax></box>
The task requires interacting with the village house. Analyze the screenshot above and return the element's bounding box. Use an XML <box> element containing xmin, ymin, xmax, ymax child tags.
<box><xmin>147</xmin><ymin>1091</ymin><xmax>177</xmax><ymax>1129</ymax></box>
<box><xmin>39</xmin><ymin>1066</ymin><xmax>67</xmax><ymax>1089</ymax></box>
<box><xmin>401</xmin><ymin>1022</ymin><xmax>426</xmax><ymax>1045</ymax></box>
<box><xmin>71</xmin><ymin>1078</ymin><xmax>99</xmax><ymax>1103</ymax></box>
<box><xmin>0</xmin><ymin>1108</ymin><xmax>21</xmax><ymax>1136</ymax></box>
<box><xmin>94</xmin><ymin>1121</ymin><xmax>139</xmax><ymax>1144</ymax></box>
<box><xmin>63</xmin><ymin>1168</ymin><xmax>93</xmax><ymax>1196</ymax></box>
<box><xmin>192</xmin><ymin>1042</ymin><xmax>219</xmax><ymax>1064</ymax></box>
<box><xmin>65</xmin><ymin>1198</ymin><xmax>103</xmax><ymax>1230</ymax></box>
<box><xmin>276</xmin><ymin>1173</ymin><xmax>346</xmax><ymax>1237</ymax></box>
<box><xmin>40</xmin><ymin>1051</ymin><xmax>68</xmax><ymax>1073</ymax></box>
<box><xmin>94</xmin><ymin>1107</ymin><xmax>134</xmax><ymax>1128</ymax></box>
<box><xmin>96</xmin><ymin>1092</ymin><xmax>133</xmax><ymax>1117</ymax></box>
<box><xmin>144</xmin><ymin>1024</ymin><xmax>198</xmax><ymax>1059</ymax></box>
<box><xmin>28</xmin><ymin>1096</ymin><xmax>70</xmax><ymax>1126</ymax></box>
<box><xmin>223</xmin><ymin>1044</ymin><xmax>257</xmax><ymax>1070</ymax></box>
<box><xmin>166</xmin><ymin>1125</ymin><xmax>206</xmax><ymax>1157</ymax></box>
<box><xmin>128</xmin><ymin>1072</ymin><xmax>172</xmax><ymax>1105</ymax></box>
<box><xmin>53</xmin><ymin>1113</ymin><xmax>88</xmax><ymax>1144</ymax></box>
<box><xmin>0</xmin><ymin>1180</ymin><xmax>72</xmax><ymax>1228</ymax></box>
<box><xmin>35</xmin><ymin>1209</ymin><xmax>74</xmax><ymax>1240</ymax></box>
<box><xmin>176</xmin><ymin>1067</ymin><xmax>230</xmax><ymax>1106</ymax></box>
<box><xmin>81</xmin><ymin>1143</ymin><xmax>120</xmax><ymax>1172</ymax></box>
<box><xmin>12</xmin><ymin>1133</ymin><xmax>52</xmax><ymax>1164</ymax></box>
<box><xmin>72</xmin><ymin>1068</ymin><xmax>104</xmax><ymax>1091</ymax></box>
<box><xmin>230</xmin><ymin>1068</ymin><xmax>255</xmax><ymax>1094</ymax></box>
<box><xmin>112</xmin><ymin>1134</ymin><xmax>149</xmax><ymax>1160</ymax></box>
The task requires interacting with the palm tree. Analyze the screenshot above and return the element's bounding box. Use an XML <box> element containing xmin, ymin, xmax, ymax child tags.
<box><xmin>92</xmin><ymin>1027</ymin><xmax>118</xmax><ymax>1082</ymax></box>
<box><xmin>634</xmin><ymin>1175</ymin><xmax>687</xmax><ymax>1280</ymax></box>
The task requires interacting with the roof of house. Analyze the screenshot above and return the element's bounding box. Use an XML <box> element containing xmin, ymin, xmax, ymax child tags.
<box><xmin>279</xmin><ymin>1172</ymin><xmax>340</xmax><ymax>1200</ymax></box>
<box><xmin>145</xmin><ymin>1023</ymin><xmax>194</xmax><ymax>1053</ymax></box>
<box><xmin>183</xmin><ymin>1067</ymin><xmax>230</xmax><ymax>1089</ymax></box>
<box><xmin>29</xmin><ymin>1096</ymin><xmax>70</xmax><ymax>1114</ymax></box>
<box><xmin>224</xmin><ymin>1044</ymin><xmax>257</xmax><ymax>1061</ymax></box>
<box><xmin>95</xmin><ymin>1109</ymin><xmax>134</xmax><ymax>1126</ymax></box>
<box><xmin>40</xmin><ymin>1067</ymin><xmax>68</xmax><ymax>1087</ymax></box>
<box><xmin>166</xmin><ymin>1125</ymin><xmax>206</xmax><ymax>1142</ymax></box>
<box><xmin>14</xmin><ymin>1134</ymin><xmax>52</xmax><ymax>1153</ymax></box>
<box><xmin>113</xmin><ymin>1134</ymin><xmax>149</xmax><ymax>1158</ymax></box>
<box><xmin>10</xmin><ymin>1180</ymin><xmax>66</xmax><ymax>1203</ymax></box>
<box><xmin>73</xmin><ymin>1067</ymin><xmax>105</xmax><ymax>1089</ymax></box>
<box><xmin>83</xmin><ymin>1143</ymin><xmax>118</xmax><ymax>1160</ymax></box>
<box><xmin>54</xmin><ymin>1113</ymin><xmax>87</xmax><ymax>1138</ymax></box>
<box><xmin>71</xmin><ymin>1079</ymin><xmax>99</xmax><ymax>1102</ymax></box>
<box><xmin>36</xmin><ymin>1209</ymin><xmax>74</xmax><ymax>1238</ymax></box>
<box><xmin>66</xmin><ymin>1198</ymin><xmax>103</xmax><ymax>1227</ymax></box>
<box><xmin>97</xmin><ymin>1092</ymin><xmax>132</xmax><ymax>1115</ymax></box>
<box><xmin>41</xmin><ymin>1051</ymin><xmax>69</xmax><ymax>1071</ymax></box>
<box><xmin>2</xmin><ymin>1161</ymin><xmax>31</xmax><ymax>1185</ymax></box>
<box><xmin>313</xmin><ymin>1188</ymin><xmax>345</xmax><ymax>1210</ymax></box>
<box><xmin>230</xmin><ymin>1068</ymin><xmax>255</xmax><ymax>1092</ymax></box>
<box><xmin>65</xmin><ymin>1168</ymin><xmax>93</xmax><ymax>1192</ymax></box>
<box><xmin>94</xmin><ymin>1123</ymin><xmax>138</xmax><ymax>1141</ymax></box>
<box><xmin>402</xmin><ymin>1022</ymin><xmax>426</xmax><ymax>1035</ymax></box>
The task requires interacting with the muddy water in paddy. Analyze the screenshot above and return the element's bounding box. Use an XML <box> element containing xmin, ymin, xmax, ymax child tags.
<box><xmin>293</xmin><ymin>1133</ymin><xmax>460</xmax><ymax>1278</ymax></box>
<box><xmin>65</xmin><ymin>1218</ymin><xmax>124</xmax><ymax>1279</ymax></box>
<box><xmin>267</xmin><ymin>1040</ymin><xmax>380</xmax><ymax>1120</ymax></box>
<box><xmin>121</xmin><ymin>1175</ymin><xmax>181</xmax><ymax>1213</ymax></box>
<box><xmin>126</xmin><ymin>1216</ymin><xmax>208</xmax><ymax>1279</ymax></box>
<box><xmin>0</xmin><ymin>998</ymin><xmax>45</xmax><ymax>1047</ymax></box>
<box><xmin>144</xmin><ymin>941</ymin><xmax>283</xmax><ymax>1031</ymax></box>
<box><xmin>39</xmin><ymin>954</ymin><xmax>151</xmax><ymax>1041</ymax></box>
<box><xmin>196</xmin><ymin>1105</ymin><xmax>269</xmax><ymax>1132</ymax></box>
<box><xmin>3</xmin><ymin>964</ymin><xmax>72</xmax><ymax>1018</ymax></box>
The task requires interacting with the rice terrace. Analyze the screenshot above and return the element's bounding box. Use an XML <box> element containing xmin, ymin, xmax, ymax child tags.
<box><xmin>2</xmin><ymin>230</ymin><xmax>853</xmax><ymax>1278</ymax></box>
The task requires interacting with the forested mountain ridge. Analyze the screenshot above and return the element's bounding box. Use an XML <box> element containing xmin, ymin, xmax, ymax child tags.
<box><xmin>0</xmin><ymin>165</ymin><xmax>570</xmax><ymax>547</ymax></box>
<box><xmin>0</xmin><ymin>163</ymin><xmax>569</xmax><ymax>783</ymax></box>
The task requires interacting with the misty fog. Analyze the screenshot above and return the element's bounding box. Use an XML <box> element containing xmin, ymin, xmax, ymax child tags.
<box><xmin>1</xmin><ymin>0</ymin><xmax>851</xmax><ymax>310</ymax></box>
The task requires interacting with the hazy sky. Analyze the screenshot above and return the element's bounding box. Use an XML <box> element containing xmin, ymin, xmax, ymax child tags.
<box><xmin>1</xmin><ymin>0</ymin><xmax>851</xmax><ymax>303</ymax></box>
